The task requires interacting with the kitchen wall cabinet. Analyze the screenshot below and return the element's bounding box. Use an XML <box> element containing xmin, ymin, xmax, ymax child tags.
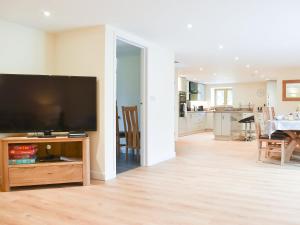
<box><xmin>189</xmin><ymin>83</ymin><xmax>206</xmax><ymax>101</ymax></box>
<box><xmin>178</xmin><ymin>77</ymin><xmax>188</xmax><ymax>92</ymax></box>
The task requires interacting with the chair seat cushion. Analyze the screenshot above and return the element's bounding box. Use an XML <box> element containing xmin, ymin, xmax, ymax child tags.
<box><xmin>259</xmin><ymin>135</ymin><xmax>269</xmax><ymax>139</ymax></box>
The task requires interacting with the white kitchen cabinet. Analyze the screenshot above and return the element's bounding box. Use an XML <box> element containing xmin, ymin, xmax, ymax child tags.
<box><xmin>221</xmin><ymin>113</ymin><xmax>231</xmax><ymax>136</ymax></box>
<box><xmin>213</xmin><ymin>113</ymin><xmax>231</xmax><ymax>139</ymax></box>
<box><xmin>178</xmin><ymin>117</ymin><xmax>188</xmax><ymax>135</ymax></box>
<box><xmin>205</xmin><ymin>113</ymin><xmax>214</xmax><ymax>130</ymax></box>
<box><xmin>178</xmin><ymin>112</ymin><xmax>206</xmax><ymax>136</ymax></box>
<box><xmin>178</xmin><ymin>77</ymin><xmax>188</xmax><ymax>92</ymax></box>
<box><xmin>213</xmin><ymin>113</ymin><xmax>222</xmax><ymax>136</ymax></box>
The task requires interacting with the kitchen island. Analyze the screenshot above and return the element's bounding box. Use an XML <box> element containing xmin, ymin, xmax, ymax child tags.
<box><xmin>213</xmin><ymin>110</ymin><xmax>254</xmax><ymax>141</ymax></box>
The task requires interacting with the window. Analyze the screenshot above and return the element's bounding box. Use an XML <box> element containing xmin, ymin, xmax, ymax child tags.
<box><xmin>214</xmin><ymin>88</ymin><xmax>233</xmax><ymax>106</ymax></box>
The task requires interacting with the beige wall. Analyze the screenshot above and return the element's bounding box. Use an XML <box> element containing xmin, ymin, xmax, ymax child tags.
<box><xmin>0</xmin><ymin>19</ymin><xmax>54</xmax><ymax>139</ymax></box>
<box><xmin>206</xmin><ymin>81</ymin><xmax>267</xmax><ymax>108</ymax></box>
<box><xmin>0</xmin><ymin>20</ymin><xmax>176</xmax><ymax>180</ymax></box>
<box><xmin>53</xmin><ymin>26</ymin><xmax>106</xmax><ymax>179</ymax></box>
<box><xmin>275</xmin><ymin>73</ymin><xmax>300</xmax><ymax>114</ymax></box>
<box><xmin>0</xmin><ymin>20</ymin><xmax>54</xmax><ymax>75</ymax></box>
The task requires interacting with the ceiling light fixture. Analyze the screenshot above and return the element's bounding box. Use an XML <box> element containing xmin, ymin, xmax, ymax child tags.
<box><xmin>43</xmin><ymin>11</ymin><xmax>51</xmax><ymax>17</ymax></box>
<box><xmin>199</xmin><ymin>67</ymin><xmax>203</xmax><ymax>71</ymax></box>
<box><xmin>187</xmin><ymin>24</ymin><xmax>193</xmax><ymax>29</ymax></box>
<box><xmin>246</xmin><ymin>64</ymin><xmax>250</xmax><ymax>69</ymax></box>
<box><xmin>254</xmin><ymin>70</ymin><xmax>259</xmax><ymax>74</ymax></box>
<box><xmin>213</xmin><ymin>73</ymin><xmax>217</xmax><ymax>76</ymax></box>
<box><xmin>234</xmin><ymin>57</ymin><xmax>239</xmax><ymax>61</ymax></box>
<box><xmin>218</xmin><ymin>45</ymin><xmax>224</xmax><ymax>50</ymax></box>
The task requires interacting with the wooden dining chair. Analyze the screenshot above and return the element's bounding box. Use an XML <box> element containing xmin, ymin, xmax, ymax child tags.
<box><xmin>271</xmin><ymin>107</ymin><xmax>276</xmax><ymax>120</ymax></box>
<box><xmin>122</xmin><ymin>106</ymin><xmax>140</xmax><ymax>161</ymax></box>
<box><xmin>255</xmin><ymin>122</ymin><xmax>287</xmax><ymax>166</ymax></box>
<box><xmin>116</xmin><ymin>106</ymin><xmax>126</xmax><ymax>158</ymax></box>
<box><xmin>262</xmin><ymin>107</ymin><xmax>275</xmax><ymax>121</ymax></box>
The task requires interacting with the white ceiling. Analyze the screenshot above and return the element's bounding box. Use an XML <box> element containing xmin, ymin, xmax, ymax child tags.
<box><xmin>0</xmin><ymin>0</ymin><xmax>300</xmax><ymax>83</ymax></box>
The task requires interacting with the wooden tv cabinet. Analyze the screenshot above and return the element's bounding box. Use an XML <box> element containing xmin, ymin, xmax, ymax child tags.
<box><xmin>0</xmin><ymin>136</ymin><xmax>90</xmax><ymax>192</ymax></box>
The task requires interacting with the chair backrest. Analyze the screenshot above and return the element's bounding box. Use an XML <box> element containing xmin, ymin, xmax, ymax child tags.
<box><xmin>255</xmin><ymin>122</ymin><xmax>262</xmax><ymax>139</ymax></box>
<box><xmin>271</xmin><ymin>107</ymin><xmax>275</xmax><ymax>119</ymax></box>
<box><xmin>262</xmin><ymin>107</ymin><xmax>275</xmax><ymax>121</ymax></box>
<box><xmin>262</xmin><ymin>107</ymin><xmax>270</xmax><ymax>121</ymax></box>
<box><xmin>122</xmin><ymin>106</ymin><xmax>140</xmax><ymax>149</ymax></box>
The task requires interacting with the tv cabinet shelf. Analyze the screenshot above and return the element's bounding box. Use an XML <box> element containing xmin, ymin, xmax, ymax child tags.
<box><xmin>0</xmin><ymin>136</ymin><xmax>90</xmax><ymax>192</ymax></box>
<box><xmin>8</xmin><ymin>161</ymin><xmax>83</xmax><ymax>168</ymax></box>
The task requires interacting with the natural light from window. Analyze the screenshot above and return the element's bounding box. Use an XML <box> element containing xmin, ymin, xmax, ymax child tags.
<box><xmin>213</xmin><ymin>88</ymin><xmax>233</xmax><ymax>106</ymax></box>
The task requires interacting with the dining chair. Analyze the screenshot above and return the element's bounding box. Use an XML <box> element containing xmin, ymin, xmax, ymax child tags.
<box><xmin>255</xmin><ymin>122</ymin><xmax>287</xmax><ymax>166</ymax></box>
<box><xmin>122</xmin><ymin>106</ymin><xmax>140</xmax><ymax>161</ymax></box>
<box><xmin>116</xmin><ymin>105</ymin><xmax>126</xmax><ymax>158</ymax></box>
<box><xmin>262</xmin><ymin>106</ymin><xmax>275</xmax><ymax>121</ymax></box>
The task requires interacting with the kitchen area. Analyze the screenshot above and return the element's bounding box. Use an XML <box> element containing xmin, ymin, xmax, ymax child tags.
<box><xmin>178</xmin><ymin>76</ymin><xmax>266</xmax><ymax>141</ymax></box>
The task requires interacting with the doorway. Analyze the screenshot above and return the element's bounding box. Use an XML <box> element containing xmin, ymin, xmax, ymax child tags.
<box><xmin>116</xmin><ymin>39</ymin><xmax>143</xmax><ymax>174</ymax></box>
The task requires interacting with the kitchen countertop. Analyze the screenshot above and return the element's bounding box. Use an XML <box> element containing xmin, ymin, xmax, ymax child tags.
<box><xmin>213</xmin><ymin>110</ymin><xmax>253</xmax><ymax>113</ymax></box>
<box><xmin>186</xmin><ymin>110</ymin><xmax>254</xmax><ymax>114</ymax></box>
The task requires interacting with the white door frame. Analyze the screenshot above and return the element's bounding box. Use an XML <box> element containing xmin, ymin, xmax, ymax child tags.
<box><xmin>114</xmin><ymin>36</ymin><xmax>148</xmax><ymax>170</ymax></box>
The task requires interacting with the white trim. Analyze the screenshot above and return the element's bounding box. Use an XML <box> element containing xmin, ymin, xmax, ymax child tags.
<box><xmin>102</xmin><ymin>25</ymin><xmax>148</xmax><ymax>180</ymax></box>
<box><xmin>115</xmin><ymin>35</ymin><xmax>148</xmax><ymax>168</ymax></box>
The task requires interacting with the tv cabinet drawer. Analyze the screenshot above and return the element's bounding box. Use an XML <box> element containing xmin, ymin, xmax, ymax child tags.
<box><xmin>9</xmin><ymin>162</ymin><xmax>83</xmax><ymax>187</ymax></box>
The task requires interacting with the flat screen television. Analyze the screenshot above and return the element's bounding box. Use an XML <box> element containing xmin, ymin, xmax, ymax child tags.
<box><xmin>0</xmin><ymin>74</ymin><xmax>97</xmax><ymax>134</ymax></box>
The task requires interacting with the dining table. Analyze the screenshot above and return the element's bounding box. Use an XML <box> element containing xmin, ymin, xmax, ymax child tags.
<box><xmin>265</xmin><ymin>120</ymin><xmax>300</xmax><ymax>162</ymax></box>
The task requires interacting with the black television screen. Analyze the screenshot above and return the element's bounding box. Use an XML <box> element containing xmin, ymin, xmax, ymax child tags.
<box><xmin>0</xmin><ymin>74</ymin><xmax>97</xmax><ymax>133</ymax></box>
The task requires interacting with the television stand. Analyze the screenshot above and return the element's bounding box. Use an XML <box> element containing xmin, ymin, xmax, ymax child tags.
<box><xmin>0</xmin><ymin>136</ymin><xmax>90</xmax><ymax>192</ymax></box>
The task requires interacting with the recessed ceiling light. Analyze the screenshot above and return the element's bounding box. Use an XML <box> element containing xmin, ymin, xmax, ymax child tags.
<box><xmin>254</xmin><ymin>70</ymin><xmax>259</xmax><ymax>74</ymax></box>
<box><xmin>246</xmin><ymin>64</ymin><xmax>250</xmax><ymax>69</ymax></box>
<box><xmin>187</xmin><ymin>24</ymin><xmax>193</xmax><ymax>29</ymax></box>
<box><xmin>199</xmin><ymin>67</ymin><xmax>203</xmax><ymax>71</ymax></box>
<box><xmin>213</xmin><ymin>73</ymin><xmax>217</xmax><ymax>76</ymax></box>
<box><xmin>218</xmin><ymin>45</ymin><xmax>224</xmax><ymax>50</ymax></box>
<box><xmin>234</xmin><ymin>57</ymin><xmax>239</xmax><ymax>61</ymax></box>
<box><xmin>43</xmin><ymin>11</ymin><xmax>51</xmax><ymax>17</ymax></box>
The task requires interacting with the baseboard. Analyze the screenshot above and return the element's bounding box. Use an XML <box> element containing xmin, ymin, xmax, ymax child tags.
<box><xmin>90</xmin><ymin>170</ymin><xmax>116</xmax><ymax>181</ymax></box>
<box><xmin>90</xmin><ymin>170</ymin><xmax>106</xmax><ymax>181</ymax></box>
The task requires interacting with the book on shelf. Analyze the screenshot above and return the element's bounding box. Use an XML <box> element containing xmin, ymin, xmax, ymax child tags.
<box><xmin>9</xmin><ymin>144</ymin><xmax>38</xmax><ymax>151</ymax></box>
<box><xmin>9</xmin><ymin>158</ymin><xmax>36</xmax><ymax>165</ymax></box>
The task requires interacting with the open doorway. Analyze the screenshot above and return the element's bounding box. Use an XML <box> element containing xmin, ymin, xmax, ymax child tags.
<box><xmin>116</xmin><ymin>39</ymin><xmax>143</xmax><ymax>174</ymax></box>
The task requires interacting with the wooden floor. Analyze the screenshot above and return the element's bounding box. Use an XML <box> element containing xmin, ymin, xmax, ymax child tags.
<box><xmin>2</xmin><ymin>133</ymin><xmax>300</xmax><ymax>225</ymax></box>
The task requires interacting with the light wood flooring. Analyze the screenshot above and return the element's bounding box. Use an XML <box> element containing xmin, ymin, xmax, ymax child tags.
<box><xmin>1</xmin><ymin>132</ymin><xmax>300</xmax><ymax>225</ymax></box>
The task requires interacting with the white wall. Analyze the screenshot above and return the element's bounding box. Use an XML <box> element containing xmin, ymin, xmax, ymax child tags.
<box><xmin>109</xmin><ymin>27</ymin><xmax>176</xmax><ymax>167</ymax></box>
<box><xmin>206</xmin><ymin>82</ymin><xmax>267</xmax><ymax>108</ymax></box>
<box><xmin>0</xmin><ymin>20</ymin><xmax>54</xmax><ymax>140</ymax></box>
<box><xmin>0</xmin><ymin>20</ymin><xmax>54</xmax><ymax>75</ymax></box>
<box><xmin>266</xmin><ymin>80</ymin><xmax>278</xmax><ymax>108</ymax></box>
<box><xmin>146</xmin><ymin>45</ymin><xmax>176</xmax><ymax>165</ymax></box>
<box><xmin>53</xmin><ymin>26</ymin><xmax>106</xmax><ymax>180</ymax></box>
